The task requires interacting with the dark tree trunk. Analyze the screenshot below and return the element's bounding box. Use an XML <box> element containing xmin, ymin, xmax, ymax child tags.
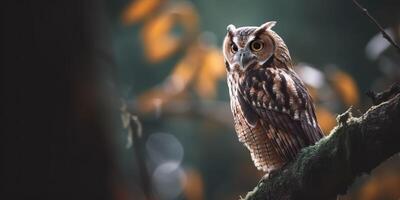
<box><xmin>2</xmin><ymin>1</ymin><xmax>114</xmax><ymax>200</ymax></box>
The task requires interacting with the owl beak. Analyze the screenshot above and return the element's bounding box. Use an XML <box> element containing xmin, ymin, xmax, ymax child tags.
<box><xmin>239</xmin><ymin>51</ymin><xmax>252</xmax><ymax>69</ymax></box>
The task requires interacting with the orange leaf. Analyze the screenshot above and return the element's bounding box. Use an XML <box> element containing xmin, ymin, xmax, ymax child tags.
<box><xmin>357</xmin><ymin>167</ymin><xmax>400</xmax><ymax>200</ymax></box>
<box><xmin>136</xmin><ymin>88</ymin><xmax>188</xmax><ymax>113</ymax></box>
<box><xmin>329</xmin><ymin>69</ymin><xmax>360</xmax><ymax>106</ymax></box>
<box><xmin>141</xmin><ymin>3</ymin><xmax>199</xmax><ymax>63</ymax></box>
<box><xmin>121</xmin><ymin>0</ymin><xmax>164</xmax><ymax>25</ymax></box>
<box><xmin>183</xmin><ymin>169</ymin><xmax>204</xmax><ymax>200</ymax></box>
<box><xmin>136</xmin><ymin>45</ymin><xmax>201</xmax><ymax>113</ymax></box>
<box><xmin>169</xmin><ymin>52</ymin><xmax>199</xmax><ymax>92</ymax></box>
<box><xmin>315</xmin><ymin>107</ymin><xmax>336</xmax><ymax>135</ymax></box>
<box><xmin>195</xmin><ymin>48</ymin><xmax>226</xmax><ymax>99</ymax></box>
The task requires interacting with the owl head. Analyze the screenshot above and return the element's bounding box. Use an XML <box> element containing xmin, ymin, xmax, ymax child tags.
<box><xmin>223</xmin><ymin>21</ymin><xmax>291</xmax><ymax>72</ymax></box>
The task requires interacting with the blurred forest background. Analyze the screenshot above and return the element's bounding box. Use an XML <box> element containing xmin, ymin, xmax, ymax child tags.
<box><xmin>109</xmin><ymin>0</ymin><xmax>400</xmax><ymax>199</ymax></box>
<box><xmin>2</xmin><ymin>0</ymin><xmax>400</xmax><ymax>200</ymax></box>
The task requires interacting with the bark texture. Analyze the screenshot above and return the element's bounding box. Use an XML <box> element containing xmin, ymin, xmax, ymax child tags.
<box><xmin>244</xmin><ymin>86</ymin><xmax>400</xmax><ymax>200</ymax></box>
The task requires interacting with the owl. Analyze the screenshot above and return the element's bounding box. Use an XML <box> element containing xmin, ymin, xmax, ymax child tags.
<box><xmin>223</xmin><ymin>21</ymin><xmax>324</xmax><ymax>173</ymax></box>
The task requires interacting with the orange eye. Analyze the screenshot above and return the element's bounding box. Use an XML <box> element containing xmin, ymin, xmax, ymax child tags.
<box><xmin>231</xmin><ymin>43</ymin><xmax>238</xmax><ymax>53</ymax></box>
<box><xmin>250</xmin><ymin>40</ymin><xmax>263</xmax><ymax>51</ymax></box>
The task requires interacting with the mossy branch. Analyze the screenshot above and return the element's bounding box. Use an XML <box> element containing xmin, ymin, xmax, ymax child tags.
<box><xmin>244</xmin><ymin>85</ymin><xmax>400</xmax><ymax>200</ymax></box>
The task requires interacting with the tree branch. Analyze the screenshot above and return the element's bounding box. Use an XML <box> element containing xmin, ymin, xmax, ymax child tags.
<box><xmin>366</xmin><ymin>82</ymin><xmax>400</xmax><ymax>105</ymax></box>
<box><xmin>243</xmin><ymin>88</ymin><xmax>400</xmax><ymax>200</ymax></box>
<box><xmin>352</xmin><ymin>0</ymin><xmax>400</xmax><ymax>53</ymax></box>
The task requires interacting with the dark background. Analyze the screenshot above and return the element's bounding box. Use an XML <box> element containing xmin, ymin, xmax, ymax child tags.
<box><xmin>2</xmin><ymin>0</ymin><xmax>400</xmax><ymax>200</ymax></box>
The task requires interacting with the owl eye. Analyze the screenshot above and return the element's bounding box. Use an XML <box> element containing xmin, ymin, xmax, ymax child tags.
<box><xmin>250</xmin><ymin>40</ymin><xmax>264</xmax><ymax>51</ymax></box>
<box><xmin>231</xmin><ymin>43</ymin><xmax>238</xmax><ymax>53</ymax></box>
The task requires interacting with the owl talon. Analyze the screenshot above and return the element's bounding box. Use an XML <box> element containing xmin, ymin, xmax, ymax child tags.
<box><xmin>261</xmin><ymin>168</ymin><xmax>279</xmax><ymax>181</ymax></box>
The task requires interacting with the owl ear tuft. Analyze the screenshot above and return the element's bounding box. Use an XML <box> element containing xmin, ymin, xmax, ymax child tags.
<box><xmin>255</xmin><ymin>21</ymin><xmax>277</xmax><ymax>35</ymax></box>
<box><xmin>227</xmin><ymin>24</ymin><xmax>236</xmax><ymax>36</ymax></box>
<box><xmin>261</xmin><ymin>21</ymin><xmax>277</xmax><ymax>30</ymax></box>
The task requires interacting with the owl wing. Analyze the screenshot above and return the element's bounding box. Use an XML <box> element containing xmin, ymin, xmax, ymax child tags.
<box><xmin>238</xmin><ymin>68</ymin><xmax>324</xmax><ymax>162</ymax></box>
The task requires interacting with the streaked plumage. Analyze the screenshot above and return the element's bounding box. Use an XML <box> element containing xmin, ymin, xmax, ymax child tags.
<box><xmin>223</xmin><ymin>21</ymin><xmax>324</xmax><ymax>173</ymax></box>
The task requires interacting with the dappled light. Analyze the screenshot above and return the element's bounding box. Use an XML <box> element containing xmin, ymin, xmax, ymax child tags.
<box><xmin>115</xmin><ymin>0</ymin><xmax>400</xmax><ymax>199</ymax></box>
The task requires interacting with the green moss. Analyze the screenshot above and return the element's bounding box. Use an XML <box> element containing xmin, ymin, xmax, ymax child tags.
<box><xmin>244</xmin><ymin>95</ymin><xmax>400</xmax><ymax>200</ymax></box>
